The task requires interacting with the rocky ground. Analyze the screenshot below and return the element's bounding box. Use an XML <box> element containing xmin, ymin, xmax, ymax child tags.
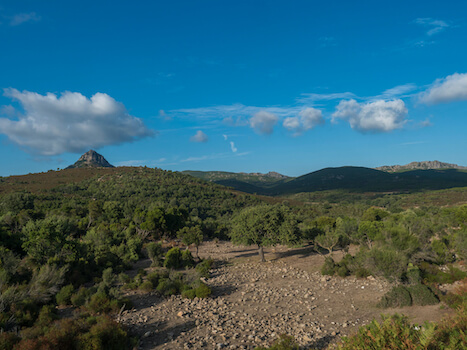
<box><xmin>119</xmin><ymin>242</ymin><xmax>453</xmax><ymax>350</ymax></box>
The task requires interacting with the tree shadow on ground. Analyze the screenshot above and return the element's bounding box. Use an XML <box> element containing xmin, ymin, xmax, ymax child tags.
<box><xmin>141</xmin><ymin>319</ymin><xmax>196</xmax><ymax>348</ymax></box>
<box><xmin>305</xmin><ymin>334</ymin><xmax>337</xmax><ymax>349</ymax></box>
<box><xmin>270</xmin><ymin>244</ymin><xmax>319</xmax><ymax>261</ymax></box>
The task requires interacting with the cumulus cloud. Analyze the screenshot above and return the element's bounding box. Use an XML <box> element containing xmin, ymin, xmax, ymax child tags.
<box><xmin>419</xmin><ymin>73</ymin><xmax>467</xmax><ymax>104</ymax></box>
<box><xmin>249</xmin><ymin>111</ymin><xmax>278</xmax><ymax>135</ymax></box>
<box><xmin>190</xmin><ymin>130</ymin><xmax>208</xmax><ymax>143</ymax></box>
<box><xmin>332</xmin><ymin>99</ymin><xmax>408</xmax><ymax>132</ymax></box>
<box><xmin>415</xmin><ymin>18</ymin><xmax>449</xmax><ymax>36</ymax></box>
<box><xmin>10</xmin><ymin>12</ymin><xmax>41</xmax><ymax>26</ymax></box>
<box><xmin>0</xmin><ymin>89</ymin><xmax>154</xmax><ymax>156</ymax></box>
<box><xmin>283</xmin><ymin>107</ymin><xmax>324</xmax><ymax>136</ymax></box>
<box><xmin>230</xmin><ymin>141</ymin><xmax>237</xmax><ymax>153</ymax></box>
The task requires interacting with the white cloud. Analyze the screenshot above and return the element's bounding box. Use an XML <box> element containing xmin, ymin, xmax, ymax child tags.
<box><xmin>332</xmin><ymin>99</ymin><xmax>408</xmax><ymax>132</ymax></box>
<box><xmin>419</xmin><ymin>73</ymin><xmax>467</xmax><ymax>104</ymax></box>
<box><xmin>230</xmin><ymin>141</ymin><xmax>237</xmax><ymax>153</ymax></box>
<box><xmin>296</xmin><ymin>92</ymin><xmax>356</xmax><ymax>104</ymax></box>
<box><xmin>0</xmin><ymin>88</ymin><xmax>154</xmax><ymax>156</ymax></box>
<box><xmin>378</xmin><ymin>83</ymin><xmax>418</xmax><ymax>99</ymax></box>
<box><xmin>415</xmin><ymin>18</ymin><xmax>449</xmax><ymax>36</ymax></box>
<box><xmin>283</xmin><ymin>107</ymin><xmax>324</xmax><ymax>135</ymax></box>
<box><xmin>10</xmin><ymin>12</ymin><xmax>41</xmax><ymax>26</ymax></box>
<box><xmin>249</xmin><ymin>111</ymin><xmax>278</xmax><ymax>135</ymax></box>
<box><xmin>223</xmin><ymin>134</ymin><xmax>228</xmax><ymax>140</ymax></box>
<box><xmin>190</xmin><ymin>130</ymin><xmax>208</xmax><ymax>143</ymax></box>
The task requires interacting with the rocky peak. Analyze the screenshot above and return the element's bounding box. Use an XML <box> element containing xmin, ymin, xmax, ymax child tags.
<box><xmin>66</xmin><ymin>150</ymin><xmax>114</xmax><ymax>169</ymax></box>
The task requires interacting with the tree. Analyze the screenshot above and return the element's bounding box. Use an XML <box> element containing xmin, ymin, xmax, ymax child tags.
<box><xmin>177</xmin><ymin>225</ymin><xmax>203</xmax><ymax>258</ymax></box>
<box><xmin>314</xmin><ymin>231</ymin><xmax>340</xmax><ymax>255</ymax></box>
<box><xmin>229</xmin><ymin>205</ymin><xmax>300</xmax><ymax>262</ymax></box>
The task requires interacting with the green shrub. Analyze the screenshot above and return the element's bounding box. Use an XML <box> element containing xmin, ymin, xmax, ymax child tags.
<box><xmin>146</xmin><ymin>242</ymin><xmax>163</xmax><ymax>267</ymax></box>
<box><xmin>321</xmin><ymin>256</ymin><xmax>336</xmax><ymax>276</ymax></box>
<box><xmin>164</xmin><ymin>247</ymin><xmax>182</xmax><ymax>269</ymax></box>
<box><xmin>336</xmin><ymin>314</ymin><xmax>422</xmax><ymax>349</ymax></box>
<box><xmin>354</xmin><ymin>268</ymin><xmax>370</xmax><ymax>278</ymax></box>
<box><xmin>71</xmin><ymin>287</ymin><xmax>92</xmax><ymax>307</ymax></box>
<box><xmin>421</xmin><ymin>262</ymin><xmax>467</xmax><ymax>284</ymax></box>
<box><xmin>181</xmin><ymin>249</ymin><xmax>195</xmax><ymax>268</ymax></box>
<box><xmin>85</xmin><ymin>291</ymin><xmax>120</xmax><ymax>314</ymax></box>
<box><xmin>138</xmin><ymin>280</ymin><xmax>154</xmax><ymax>292</ymax></box>
<box><xmin>156</xmin><ymin>279</ymin><xmax>178</xmax><ymax>296</ymax></box>
<box><xmin>117</xmin><ymin>272</ymin><xmax>130</xmax><ymax>284</ymax></box>
<box><xmin>195</xmin><ymin>258</ymin><xmax>213</xmax><ymax>278</ymax></box>
<box><xmin>406</xmin><ymin>264</ymin><xmax>422</xmax><ymax>285</ymax></box>
<box><xmin>181</xmin><ymin>289</ymin><xmax>196</xmax><ymax>299</ymax></box>
<box><xmin>377</xmin><ymin>285</ymin><xmax>412</xmax><ymax>308</ymax></box>
<box><xmin>194</xmin><ymin>282</ymin><xmax>211</xmax><ymax>298</ymax></box>
<box><xmin>56</xmin><ymin>284</ymin><xmax>74</xmax><ymax>306</ymax></box>
<box><xmin>0</xmin><ymin>332</ymin><xmax>20</xmax><ymax>350</ymax></box>
<box><xmin>407</xmin><ymin>284</ymin><xmax>439</xmax><ymax>306</ymax></box>
<box><xmin>337</xmin><ymin>265</ymin><xmax>350</xmax><ymax>277</ymax></box>
<box><xmin>78</xmin><ymin>316</ymin><xmax>129</xmax><ymax>350</ymax></box>
<box><xmin>364</xmin><ymin>248</ymin><xmax>408</xmax><ymax>282</ymax></box>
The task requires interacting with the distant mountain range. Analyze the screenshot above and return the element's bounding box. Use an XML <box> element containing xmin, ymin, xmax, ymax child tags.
<box><xmin>376</xmin><ymin>160</ymin><xmax>467</xmax><ymax>172</ymax></box>
<box><xmin>64</xmin><ymin>152</ymin><xmax>467</xmax><ymax>195</ymax></box>
<box><xmin>182</xmin><ymin>161</ymin><xmax>467</xmax><ymax>195</ymax></box>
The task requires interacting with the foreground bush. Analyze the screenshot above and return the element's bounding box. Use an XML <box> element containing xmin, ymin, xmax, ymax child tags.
<box><xmin>378</xmin><ymin>284</ymin><xmax>439</xmax><ymax>308</ymax></box>
<box><xmin>2</xmin><ymin>315</ymin><xmax>135</xmax><ymax>350</ymax></box>
<box><xmin>336</xmin><ymin>304</ymin><xmax>467</xmax><ymax>350</ymax></box>
<box><xmin>377</xmin><ymin>286</ymin><xmax>412</xmax><ymax>308</ymax></box>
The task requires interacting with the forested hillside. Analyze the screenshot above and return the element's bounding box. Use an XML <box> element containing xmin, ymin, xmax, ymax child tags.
<box><xmin>0</xmin><ymin>166</ymin><xmax>466</xmax><ymax>349</ymax></box>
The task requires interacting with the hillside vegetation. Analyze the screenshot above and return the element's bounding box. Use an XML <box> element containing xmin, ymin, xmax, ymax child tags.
<box><xmin>186</xmin><ymin>166</ymin><xmax>467</xmax><ymax>195</ymax></box>
<box><xmin>0</xmin><ymin>166</ymin><xmax>466</xmax><ymax>349</ymax></box>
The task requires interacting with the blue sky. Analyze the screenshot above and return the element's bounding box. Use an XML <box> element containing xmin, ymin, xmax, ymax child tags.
<box><xmin>0</xmin><ymin>0</ymin><xmax>466</xmax><ymax>177</ymax></box>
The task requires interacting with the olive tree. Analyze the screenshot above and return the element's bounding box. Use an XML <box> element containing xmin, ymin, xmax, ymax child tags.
<box><xmin>229</xmin><ymin>205</ymin><xmax>300</xmax><ymax>262</ymax></box>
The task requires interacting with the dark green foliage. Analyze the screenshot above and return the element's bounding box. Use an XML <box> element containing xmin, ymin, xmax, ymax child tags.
<box><xmin>337</xmin><ymin>265</ymin><xmax>350</xmax><ymax>277</ymax></box>
<box><xmin>364</xmin><ymin>248</ymin><xmax>408</xmax><ymax>282</ymax></box>
<box><xmin>86</xmin><ymin>291</ymin><xmax>122</xmax><ymax>314</ymax></box>
<box><xmin>164</xmin><ymin>247</ymin><xmax>182</xmax><ymax>269</ymax></box>
<box><xmin>138</xmin><ymin>280</ymin><xmax>154</xmax><ymax>292</ymax></box>
<box><xmin>406</xmin><ymin>264</ymin><xmax>422</xmax><ymax>285</ymax></box>
<box><xmin>230</xmin><ymin>204</ymin><xmax>300</xmax><ymax>261</ymax></box>
<box><xmin>337</xmin><ymin>305</ymin><xmax>467</xmax><ymax>350</ymax></box>
<box><xmin>146</xmin><ymin>242</ymin><xmax>163</xmax><ymax>267</ymax></box>
<box><xmin>0</xmin><ymin>332</ymin><xmax>20</xmax><ymax>350</ymax></box>
<box><xmin>407</xmin><ymin>284</ymin><xmax>439</xmax><ymax>306</ymax></box>
<box><xmin>420</xmin><ymin>262</ymin><xmax>467</xmax><ymax>284</ymax></box>
<box><xmin>377</xmin><ymin>286</ymin><xmax>412</xmax><ymax>308</ymax></box>
<box><xmin>156</xmin><ymin>279</ymin><xmax>178</xmax><ymax>296</ymax></box>
<box><xmin>177</xmin><ymin>225</ymin><xmax>203</xmax><ymax>257</ymax></box>
<box><xmin>194</xmin><ymin>282</ymin><xmax>212</xmax><ymax>298</ymax></box>
<box><xmin>71</xmin><ymin>287</ymin><xmax>93</xmax><ymax>307</ymax></box>
<box><xmin>255</xmin><ymin>334</ymin><xmax>299</xmax><ymax>350</ymax></box>
<box><xmin>181</xmin><ymin>289</ymin><xmax>196</xmax><ymax>299</ymax></box>
<box><xmin>195</xmin><ymin>258</ymin><xmax>213</xmax><ymax>278</ymax></box>
<box><xmin>321</xmin><ymin>257</ymin><xmax>336</xmax><ymax>276</ymax></box>
<box><xmin>181</xmin><ymin>249</ymin><xmax>195</xmax><ymax>268</ymax></box>
<box><xmin>56</xmin><ymin>284</ymin><xmax>74</xmax><ymax>306</ymax></box>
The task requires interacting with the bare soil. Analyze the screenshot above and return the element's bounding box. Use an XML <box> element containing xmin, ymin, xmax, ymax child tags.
<box><xmin>119</xmin><ymin>242</ymin><xmax>454</xmax><ymax>349</ymax></box>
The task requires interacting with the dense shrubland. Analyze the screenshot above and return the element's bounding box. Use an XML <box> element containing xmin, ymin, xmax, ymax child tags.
<box><xmin>0</xmin><ymin>167</ymin><xmax>466</xmax><ymax>348</ymax></box>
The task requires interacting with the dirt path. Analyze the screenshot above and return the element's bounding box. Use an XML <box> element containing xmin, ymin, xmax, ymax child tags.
<box><xmin>119</xmin><ymin>242</ymin><xmax>453</xmax><ymax>349</ymax></box>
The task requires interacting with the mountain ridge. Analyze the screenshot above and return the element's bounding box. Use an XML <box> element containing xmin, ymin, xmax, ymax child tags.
<box><xmin>376</xmin><ymin>160</ymin><xmax>467</xmax><ymax>172</ymax></box>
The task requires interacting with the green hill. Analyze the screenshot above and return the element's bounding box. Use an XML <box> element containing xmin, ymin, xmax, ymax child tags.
<box><xmin>183</xmin><ymin>167</ymin><xmax>467</xmax><ymax>195</ymax></box>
